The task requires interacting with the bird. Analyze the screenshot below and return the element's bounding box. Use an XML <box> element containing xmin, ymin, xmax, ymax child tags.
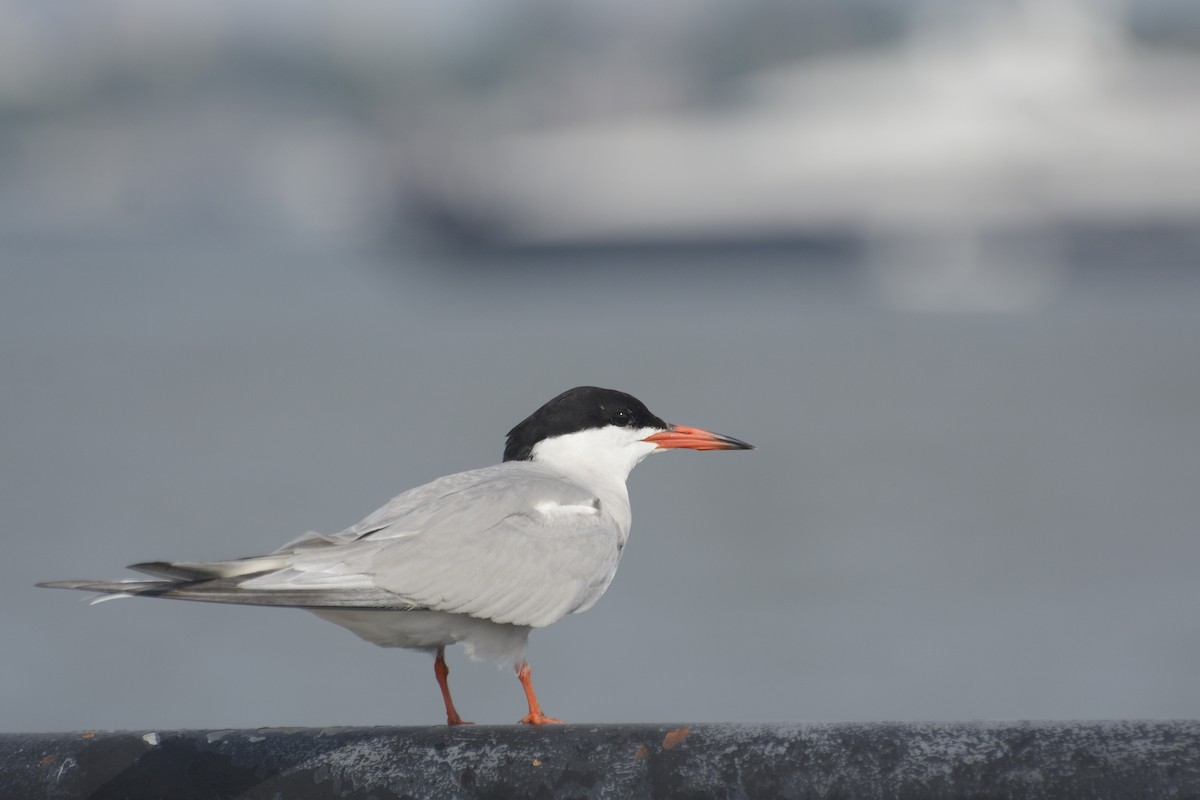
<box><xmin>39</xmin><ymin>386</ymin><xmax>753</xmax><ymax>725</ymax></box>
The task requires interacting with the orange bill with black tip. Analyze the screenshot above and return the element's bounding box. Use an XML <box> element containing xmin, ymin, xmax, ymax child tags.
<box><xmin>643</xmin><ymin>424</ymin><xmax>754</xmax><ymax>451</ymax></box>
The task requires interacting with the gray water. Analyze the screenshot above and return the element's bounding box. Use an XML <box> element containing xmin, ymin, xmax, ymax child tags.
<box><xmin>4</xmin><ymin>232</ymin><xmax>1199</xmax><ymax>730</ymax></box>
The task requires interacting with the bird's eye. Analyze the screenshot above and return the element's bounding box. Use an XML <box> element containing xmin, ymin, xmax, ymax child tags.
<box><xmin>611</xmin><ymin>410</ymin><xmax>631</xmax><ymax>427</ymax></box>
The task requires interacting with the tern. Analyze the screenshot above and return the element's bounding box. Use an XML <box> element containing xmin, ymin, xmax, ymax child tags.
<box><xmin>39</xmin><ymin>386</ymin><xmax>753</xmax><ymax>725</ymax></box>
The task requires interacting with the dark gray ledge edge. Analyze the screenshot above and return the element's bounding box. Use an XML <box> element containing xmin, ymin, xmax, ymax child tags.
<box><xmin>3</xmin><ymin>721</ymin><xmax>1199</xmax><ymax>800</ymax></box>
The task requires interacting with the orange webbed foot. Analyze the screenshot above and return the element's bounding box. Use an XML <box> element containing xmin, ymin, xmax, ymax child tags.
<box><xmin>519</xmin><ymin>712</ymin><xmax>565</xmax><ymax>725</ymax></box>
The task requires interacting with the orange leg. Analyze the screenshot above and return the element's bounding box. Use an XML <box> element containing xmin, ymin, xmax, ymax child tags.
<box><xmin>516</xmin><ymin>660</ymin><xmax>564</xmax><ymax>725</ymax></box>
<box><xmin>434</xmin><ymin>647</ymin><xmax>473</xmax><ymax>726</ymax></box>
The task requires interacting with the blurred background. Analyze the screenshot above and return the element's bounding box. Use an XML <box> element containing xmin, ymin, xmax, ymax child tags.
<box><xmin>4</xmin><ymin>0</ymin><xmax>1200</xmax><ymax>731</ymax></box>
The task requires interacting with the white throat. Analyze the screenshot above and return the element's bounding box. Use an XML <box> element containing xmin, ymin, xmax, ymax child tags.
<box><xmin>529</xmin><ymin>426</ymin><xmax>661</xmax><ymax>489</ymax></box>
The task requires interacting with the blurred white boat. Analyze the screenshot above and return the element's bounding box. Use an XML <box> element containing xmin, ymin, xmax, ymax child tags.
<box><xmin>409</xmin><ymin>1</ymin><xmax>1200</xmax><ymax>250</ymax></box>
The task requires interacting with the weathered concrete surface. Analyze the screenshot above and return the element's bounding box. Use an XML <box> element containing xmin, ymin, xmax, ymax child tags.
<box><xmin>2</xmin><ymin>722</ymin><xmax>1198</xmax><ymax>799</ymax></box>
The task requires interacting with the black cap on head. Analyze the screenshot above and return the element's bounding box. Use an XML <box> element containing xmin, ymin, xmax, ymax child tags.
<box><xmin>504</xmin><ymin>386</ymin><xmax>669</xmax><ymax>462</ymax></box>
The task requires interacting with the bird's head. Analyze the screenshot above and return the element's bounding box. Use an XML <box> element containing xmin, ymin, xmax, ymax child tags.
<box><xmin>504</xmin><ymin>386</ymin><xmax>753</xmax><ymax>484</ymax></box>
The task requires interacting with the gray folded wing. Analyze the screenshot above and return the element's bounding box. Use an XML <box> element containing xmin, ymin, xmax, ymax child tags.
<box><xmin>244</xmin><ymin>462</ymin><xmax>622</xmax><ymax>627</ymax></box>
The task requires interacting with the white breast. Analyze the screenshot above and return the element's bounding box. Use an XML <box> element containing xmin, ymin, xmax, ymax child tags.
<box><xmin>309</xmin><ymin>608</ymin><xmax>532</xmax><ymax>668</ymax></box>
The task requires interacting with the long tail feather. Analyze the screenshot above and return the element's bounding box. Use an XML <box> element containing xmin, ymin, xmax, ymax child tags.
<box><xmin>38</xmin><ymin>579</ymin><xmax>172</xmax><ymax>595</ymax></box>
<box><xmin>36</xmin><ymin>578</ymin><xmax>412</xmax><ymax>610</ymax></box>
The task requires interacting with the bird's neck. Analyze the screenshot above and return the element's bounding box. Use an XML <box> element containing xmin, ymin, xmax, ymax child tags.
<box><xmin>529</xmin><ymin>427</ymin><xmax>659</xmax><ymax>490</ymax></box>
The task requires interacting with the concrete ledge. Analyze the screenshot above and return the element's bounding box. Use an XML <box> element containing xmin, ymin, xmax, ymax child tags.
<box><xmin>3</xmin><ymin>722</ymin><xmax>1198</xmax><ymax>799</ymax></box>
